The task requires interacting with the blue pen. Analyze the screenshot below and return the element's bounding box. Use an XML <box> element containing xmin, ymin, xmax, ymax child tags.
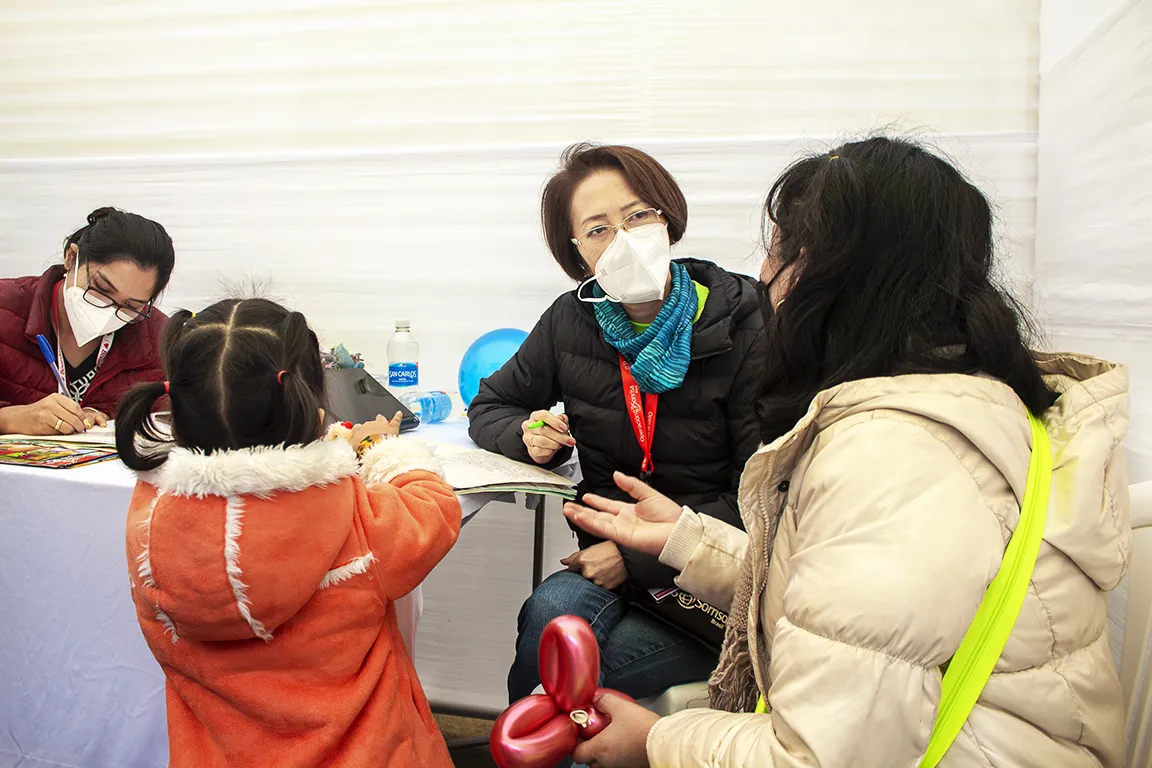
<box><xmin>35</xmin><ymin>334</ymin><xmax>72</xmax><ymax>400</ymax></box>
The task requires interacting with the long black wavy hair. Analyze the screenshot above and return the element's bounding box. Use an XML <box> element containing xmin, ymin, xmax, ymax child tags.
<box><xmin>756</xmin><ymin>136</ymin><xmax>1055</xmax><ymax>443</ymax></box>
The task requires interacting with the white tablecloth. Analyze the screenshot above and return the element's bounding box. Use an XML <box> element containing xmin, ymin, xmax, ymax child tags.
<box><xmin>0</xmin><ymin>419</ymin><xmax>494</xmax><ymax>768</ymax></box>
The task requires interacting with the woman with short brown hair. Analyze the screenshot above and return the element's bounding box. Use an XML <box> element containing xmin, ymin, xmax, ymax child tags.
<box><xmin>469</xmin><ymin>144</ymin><xmax>766</xmax><ymax>714</ymax></box>
<box><xmin>540</xmin><ymin>143</ymin><xmax>689</xmax><ymax>284</ymax></box>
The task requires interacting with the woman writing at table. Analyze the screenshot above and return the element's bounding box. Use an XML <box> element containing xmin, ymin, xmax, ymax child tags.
<box><xmin>0</xmin><ymin>207</ymin><xmax>174</xmax><ymax>435</ymax></box>
<box><xmin>469</xmin><ymin>143</ymin><xmax>766</xmax><ymax>705</ymax></box>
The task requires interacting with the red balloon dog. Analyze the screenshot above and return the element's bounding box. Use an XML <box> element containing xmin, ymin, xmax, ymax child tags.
<box><xmin>490</xmin><ymin>615</ymin><xmax>635</xmax><ymax>768</ymax></box>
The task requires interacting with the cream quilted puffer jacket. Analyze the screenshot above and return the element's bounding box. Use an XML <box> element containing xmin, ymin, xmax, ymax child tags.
<box><xmin>649</xmin><ymin>353</ymin><xmax>1130</xmax><ymax>767</ymax></box>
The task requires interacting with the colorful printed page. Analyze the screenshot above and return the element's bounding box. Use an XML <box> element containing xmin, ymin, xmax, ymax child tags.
<box><xmin>0</xmin><ymin>442</ymin><xmax>118</xmax><ymax>469</ymax></box>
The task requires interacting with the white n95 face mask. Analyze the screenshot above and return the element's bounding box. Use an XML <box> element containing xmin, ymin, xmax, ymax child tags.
<box><xmin>577</xmin><ymin>223</ymin><xmax>673</xmax><ymax>304</ymax></box>
<box><xmin>64</xmin><ymin>260</ymin><xmax>128</xmax><ymax>345</ymax></box>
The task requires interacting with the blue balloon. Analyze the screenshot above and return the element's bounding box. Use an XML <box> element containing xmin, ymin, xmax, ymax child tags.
<box><xmin>459</xmin><ymin>328</ymin><xmax>529</xmax><ymax>407</ymax></box>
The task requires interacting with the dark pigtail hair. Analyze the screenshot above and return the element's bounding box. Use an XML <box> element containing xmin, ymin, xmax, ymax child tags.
<box><xmin>116</xmin><ymin>381</ymin><xmax>171</xmax><ymax>471</ymax></box>
<box><xmin>115</xmin><ymin>300</ymin><xmax>327</xmax><ymax>472</ymax></box>
<box><xmin>276</xmin><ymin>311</ymin><xmax>325</xmax><ymax>448</ymax></box>
<box><xmin>115</xmin><ymin>309</ymin><xmax>195</xmax><ymax>471</ymax></box>
<box><xmin>157</xmin><ymin>308</ymin><xmax>196</xmax><ymax>377</ymax></box>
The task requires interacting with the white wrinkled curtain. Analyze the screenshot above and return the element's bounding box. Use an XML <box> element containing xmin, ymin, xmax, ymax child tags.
<box><xmin>1036</xmin><ymin>0</ymin><xmax>1151</xmax><ymax>482</ymax></box>
<box><xmin>0</xmin><ymin>0</ymin><xmax>1046</xmax><ymax>714</ymax></box>
<box><xmin>1</xmin><ymin>0</ymin><xmax>1041</xmax><ymax>387</ymax></box>
<box><xmin>1038</xmin><ymin>3</ymin><xmax>1152</xmax><ymax>764</ymax></box>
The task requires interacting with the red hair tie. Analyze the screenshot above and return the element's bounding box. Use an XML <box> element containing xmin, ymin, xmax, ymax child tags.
<box><xmin>277</xmin><ymin>370</ymin><xmax>287</xmax><ymax>384</ymax></box>
<box><xmin>163</xmin><ymin>381</ymin><xmax>170</xmax><ymax>394</ymax></box>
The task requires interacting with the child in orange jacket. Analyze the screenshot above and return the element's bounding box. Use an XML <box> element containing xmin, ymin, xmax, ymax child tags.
<box><xmin>115</xmin><ymin>298</ymin><xmax>461</xmax><ymax>768</ymax></box>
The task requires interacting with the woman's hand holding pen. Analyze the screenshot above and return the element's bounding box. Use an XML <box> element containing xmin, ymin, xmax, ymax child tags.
<box><xmin>521</xmin><ymin>410</ymin><xmax>574</xmax><ymax>465</ymax></box>
<box><xmin>20</xmin><ymin>332</ymin><xmax>92</xmax><ymax>434</ymax></box>
<box><xmin>0</xmin><ymin>394</ymin><xmax>88</xmax><ymax>436</ymax></box>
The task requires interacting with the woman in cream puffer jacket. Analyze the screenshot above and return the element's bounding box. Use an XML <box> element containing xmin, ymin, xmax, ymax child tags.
<box><xmin>562</xmin><ymin>137</ymin><xmax>1130</xmax><ymax>768</ymax></box>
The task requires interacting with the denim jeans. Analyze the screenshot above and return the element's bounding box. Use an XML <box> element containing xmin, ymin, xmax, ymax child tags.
<box><xmin>508</xmin><ymin>570</ymin><xmax>719</xmax><ymax>703</ymax></box>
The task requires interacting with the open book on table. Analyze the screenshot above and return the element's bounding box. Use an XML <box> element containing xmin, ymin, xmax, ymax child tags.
<box><xmin>425</xmin><ymin>442</ymin><xmax>577</xmax><ymax>500</ymax></box>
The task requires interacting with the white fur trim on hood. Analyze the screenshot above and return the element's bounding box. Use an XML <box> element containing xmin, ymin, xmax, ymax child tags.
<box><xmin>360</xmin><ymin>436</ymin><xmax>443</xmax><ymax>486</ymax></box>
<box><xmin>143</xmin><ymin>439</ymin><xmax>359</xmax><ymax>499</ymax></box>
<box><xmin>135</xmin><ymin>493</ymin><xmax>161</xmax><ymax>589</ymax></box>
<box><xmin>318</xmin><ymin>552</ymin><xmax>377</xmax><ymax>590</ymax></box>
<box><xmin>156</xmin><ymin>608</ymin><xmax>179</xmax><ymax>644</ymax></box>
<box><xmin>224</xmin><ymin>495</ymin><xmax>273</xmax><ymax>642</ymax></box>
<box><xmin>325</xmin><ymin>423</ymin><xmax>353</xmax><ymax>442</ymax></box>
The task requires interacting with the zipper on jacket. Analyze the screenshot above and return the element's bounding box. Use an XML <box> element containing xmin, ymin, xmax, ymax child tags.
<box><xmin>689</xmin><ymin>342</ymin><xmax>733</xmax><ymax>363</ymax></box>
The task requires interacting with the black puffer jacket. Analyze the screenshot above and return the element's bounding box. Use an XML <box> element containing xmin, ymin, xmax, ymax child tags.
<box><xmin>468</xmin><ymin>259</ymin><xmax>765</xmax><ymax>589</ymax></box>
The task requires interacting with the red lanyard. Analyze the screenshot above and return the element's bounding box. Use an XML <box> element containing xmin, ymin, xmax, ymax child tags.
<box><xmin>619</xmin><ymin>355</ymin><xmax>659</xmax><ymax>477</ymax></box>
<box><xmin>50</xmin><ymin>281</ymin><xmax>115</xmax><ymax>402</ymax></box>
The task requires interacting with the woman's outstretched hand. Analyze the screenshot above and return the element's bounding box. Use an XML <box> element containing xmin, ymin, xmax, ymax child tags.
<box><xmin>563</xmin><ymin>472</ymin><xmax>683</xmax><ymax>557</ymax></box>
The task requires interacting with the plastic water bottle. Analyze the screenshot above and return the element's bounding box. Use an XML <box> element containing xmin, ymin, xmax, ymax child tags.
<box><xmin>387</xmin><ymin>320</ymin><xmax>419</xmax><ymax>391</ymax></box>
<box><xmin>399</xmin><ymin>390</ymin><xmax>453</xmax><ymax>425</ymax></box>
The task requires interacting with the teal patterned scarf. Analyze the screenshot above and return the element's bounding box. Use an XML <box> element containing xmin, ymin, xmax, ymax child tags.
<box><xmin>593</xmin><ymin>262</ymin><xmax>697</xmax><ymax>394</ymax></box>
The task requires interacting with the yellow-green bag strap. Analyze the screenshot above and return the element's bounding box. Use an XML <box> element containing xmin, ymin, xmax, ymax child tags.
<box><xmin>753</xmin><ymin>412</ymin><xmax>1052</xmax><ymax>768</ymax></box>
<box><xmin>919</xmin><ymin>411</ymin><xmax>1051</xmax><ymax>766</ymax></box>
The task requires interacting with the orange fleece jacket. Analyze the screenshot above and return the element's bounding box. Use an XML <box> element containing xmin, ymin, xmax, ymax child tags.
<box><xmin>125</xmin><ymin>436</ymin><xmax>462</xmax><ymax>768</ymax></box>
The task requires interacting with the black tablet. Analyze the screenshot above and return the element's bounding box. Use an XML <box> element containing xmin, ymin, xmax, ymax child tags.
<box><xmin>323</xmin><ymin>368</ymin><xmax>420</xmax><ymax>433</ymax></box>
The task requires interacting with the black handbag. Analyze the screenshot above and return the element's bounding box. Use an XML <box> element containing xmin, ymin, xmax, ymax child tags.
<box><xmin>622</xmin><ymin>583</ymin><xmax>728</xmax><ymax>652</ymax></box>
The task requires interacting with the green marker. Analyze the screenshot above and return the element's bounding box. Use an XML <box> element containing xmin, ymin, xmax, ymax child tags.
<box><xmin>526</xmin><ymin>420</ymin><xmax>546</xmax><ymax>430</ymax></box>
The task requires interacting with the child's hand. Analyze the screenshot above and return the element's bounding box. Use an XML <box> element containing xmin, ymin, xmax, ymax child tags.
<box><xmin>378</xmin><ymin>411</ymin><xmax>404</xmax><ymax>439</ymax></box>
<box><xmin>348</xmin><ymin>411</ymin><xmax>404</xmax><ymax>446</ymax></box>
